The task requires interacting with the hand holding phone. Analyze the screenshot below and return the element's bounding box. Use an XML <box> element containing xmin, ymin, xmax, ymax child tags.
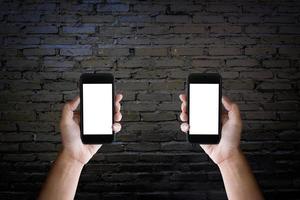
<box><xmin>179</xmin><ymin>90</ymin><xmax>243</xmax><ymax>165</ymax></box>
<box><xmin>60</xmin><ymin>94</ymin><xmax>122</xmax><ymax>165</ymax></box>
<box><xmin>186</xmin><ymin>73</ymin><xmax>222</xmax><ymax>144</ymax></box>
<box><xmin>80</xmin><ymin>73</ymin><xmax>119</xmax><ymax>144</ymax></box>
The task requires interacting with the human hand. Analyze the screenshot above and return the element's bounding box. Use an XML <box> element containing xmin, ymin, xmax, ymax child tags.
<box><xmin>179</xmin><ymin>94</ymin><xmax>242</xmax><ymax>166</ymax></box>
<box><xmin>59</xmin><ymin>94</ymin><xmax>123</xmax><ymax>165</ymax></box>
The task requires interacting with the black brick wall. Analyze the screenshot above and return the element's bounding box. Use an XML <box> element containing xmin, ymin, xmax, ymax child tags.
<box><xmin>0</xmin><ymin>0</ymin><xmax>299</xmax><ymax>199</ymax></box>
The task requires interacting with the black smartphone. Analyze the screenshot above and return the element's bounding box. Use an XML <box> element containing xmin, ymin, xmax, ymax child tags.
<box><xmin>187</xmin><ymin>73</ymin><xmax>222</xmax><ymax>144</ymax></box>
<box><xmin>80</xmin><ymin>73</ymin><xmax>114</xmax><ymax>144</ymax></box>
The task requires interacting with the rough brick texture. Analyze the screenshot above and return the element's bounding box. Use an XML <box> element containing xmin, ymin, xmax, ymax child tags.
<box><xmin>0</xmin><ymin>0</ymin><xmax>300</xmax><ymax>200</ymax></box>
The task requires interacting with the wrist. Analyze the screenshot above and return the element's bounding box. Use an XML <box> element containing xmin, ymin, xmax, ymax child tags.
<box><xmin>217</xmin><ymin>148</ymin><xmax>244</xmax><ymax>169</ymax></box>
<box><xmin>59</xmin><ymin>149</ymin><xmax>85</xmax><ymax>168</ymax></box>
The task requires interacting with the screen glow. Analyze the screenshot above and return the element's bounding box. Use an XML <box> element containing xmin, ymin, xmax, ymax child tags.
<box><xmin>189</xmin><ymin>84</ymin><xmax>219</xmax><ymax>135</ymax></box>
<box><xmin>83</xmin><ymin>83</ymin><xmax>112</xmax><ymax>135</ymax></box>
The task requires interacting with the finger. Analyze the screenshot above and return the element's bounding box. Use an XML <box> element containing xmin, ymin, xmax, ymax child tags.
<box><xmin>179</xmin><ymin>94</ymin><xmax>187</xmax><ymax>103</ymax></box>
<box><xmin>115</xmin><ymin>102</ymin><xmax>121</xmax><ymax>113</ymax></box>
<box><xmin>180</xmin><ymin>123</ymin><xmax>189</xmax><ymax>133</ymax></box>
<box><xmin>114</xmin><ymin>112</ymin><xmax>122</xmax><ymax>122</ymax></box>
<box><xmin>180</xmin><ymin>112</ymin><xmax>188</xmax><ymax>122</ymax></box>
<box><xmin>113</xmin><ymin>123</ymin><xmax>121</xmax><ymax>133</ymax></box>
<box><xmin>181</xmin><ymin>101</ymin><xmax>187</xmax><ymax>113</ymax></box>
<box><xmin>115</xmin><ymin>94</ymin><xmax>123</xmax><ymax>103</ymax></box>
<box><xmin>73</xmin><ymin>112</ymin><xmax>80</xmax><ymax>124</ymax></box>
<box><xmin>61</xmin><ymin>96</ymin><xmax>80</xmax><ymax>124</ymax></box>
<box><xmin>221</xmin><ymin>113</ymin><xmax>228</xmax><ymax>124</ymax></box>
<box><xmin>222</xmin><ymin>96</ymin><xmax>241</xmax><ymax>122</ymax></box>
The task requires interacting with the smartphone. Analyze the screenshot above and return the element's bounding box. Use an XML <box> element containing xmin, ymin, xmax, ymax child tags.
<box><xmin>80</xmin><ymin>73</ymin><xmax>114</xmax><ymax>144</ymax></box>
<box><xmin>187</xmin><ymin>73</ymin><xmax>222</xmax><ymax>144</ymax></box>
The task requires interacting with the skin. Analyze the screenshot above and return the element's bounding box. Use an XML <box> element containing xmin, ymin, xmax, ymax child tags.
<box><xmin>38</xmin><ymin>93</ymin><xmax>264</xmax><ymax>200</ymax></box>
<box><xmin>179</xmin><ymin>94</ymin><xmax>264</xmax><ymax>200</ymax></box>
<box><xmin>38</xmin><ymin>94</ymin><xmax>123</xmax><ymax>200</ymax></box>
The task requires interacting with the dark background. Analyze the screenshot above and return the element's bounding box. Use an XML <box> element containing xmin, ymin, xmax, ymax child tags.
<box><xmin>0</xmin><ymin>0</ymin><xmax>299</xmax><ymax>199</ymax></box>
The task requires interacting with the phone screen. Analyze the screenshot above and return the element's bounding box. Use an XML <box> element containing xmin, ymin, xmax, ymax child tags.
<box><xmin>189</xmin><ymin>83</ymin><xmax>219</xmax><ymax>135</ymax></box>
<box><xmin>83</xmin><ymin>83</ymin><xmax>112</xmax><ymax>135</ymax></box>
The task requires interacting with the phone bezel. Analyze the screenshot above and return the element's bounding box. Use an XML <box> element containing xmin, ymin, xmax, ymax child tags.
<box><xmin>80</xmin><ymin>73</ymin><xmax>115</xmax><ymax>144</ymax></box>
<box><xmin>187</xmin><ymin>73</ymin><xmax>222</xmax><ymax>144</ymax></box>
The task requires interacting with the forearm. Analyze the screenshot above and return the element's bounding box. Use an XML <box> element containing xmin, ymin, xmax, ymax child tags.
<box><xmin>218</xmin><ymin>149</ymin><xmax>264</xmax><ymax>200</ymax></box>
<box><xmin>38</xmin><ymin>150</ymin><xmax>84</xmax><ymax>200</ymax></box>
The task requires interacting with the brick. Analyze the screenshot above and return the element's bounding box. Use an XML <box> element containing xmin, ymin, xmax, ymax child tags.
<box><xmin>150</xmin><ymin>80</ymin><xmax>184</xmax><ymax>90</ymax></box>
<box><xmin>263</xmin><ymin>60</ymin><xmax>289</xmax><ymax>68</ymax></box>
<box><xmin>116</xmin><ymin>81</ymin><xmax>149</xmax><ymax>91</ymax></box>
<box><xmin>223</xmin><ymin>80</ymin><xmax>255</xmax><ymax>90</ymax></box>
<box><xmin>258</xmin><ymin>82</ymin><xmax>292</xmax><ymax>90</ymax></box>
<box><xmin>122</xmin><ymin>102</ymin><xmax>156</xmax><ymax>111</ymax></box>
<box><xmin>97</xmin><ymin>3</ymin><xmax>129</xmax><ymax>12</ymax></box>
<box><xmin>3</xmin><ymin>153</ymin><xmax>35</xmax><ymax>162</ymax></box>
<box><xmin>60</xmin><ymin>47</ymin><xmax>92</xmax><ymax>56</ymax></box>
<box><xmin>155</xmin><ymin>58</ymin><xmax>184</xmax><ymax>67</ymax></box>
<box><xmin>81</xmin><ymin>58</ymin><xmax>114</xmax><ymax>68</ymax></box>
<box><xmin>243</xmin><ymin>111</ymin><xmax>277</xmax><ymax>120</ymax></box>
<box><xmin>21</xmin><ymin>142</ymin><xmax>56</xmax><ymax>152</ymax></box>
<box><xmin>156</xmin><ymin>15</ymin><xmax>190</xmax><ymax>23</ymax></box>
<box><xmin>5</xmin><ymin>59</ymin><xmax>39</xmax><ymax>71</ymax></box>
<box><xmin>279</xmin><ymin>25</ymin><xmax>300</xmax><ymax>34</ymax></box>
<box><xmin>98</xmin><ymin>48</ymin><xmax>129</xmax><ymax>56</ymax></box>
<box><xmin>192</xmin><ymin>59</ymin><xmax>224</xmax><ymax>67</ymax></box>
<box><xmin>25</xmin><ymin>26</ymin><xmax>58</xmax><ymax>34</ymax></box>
<box><xmin>136</xmin><ymin>26</ymin><xmax>169</xmax><ymax>35</ymax></box>
<box><xmin>100</xmin><ymin>27</ymin><xmax>132</xmax><ymax>36</ymax></box>
<box><xmin>43</xmin><ymin>60</ymin><xmax>75</xmax><ymax>70</ymax></box>
<box><xmin>62</xmin><ymin>26</ymin><xmax>95</xmax><ymax>34</ymax></box>
<box><xmin>118</xmin><ymin>57</ymin><xmax>151</xmax><ymax>68</ymax></box>
<box><xmin>209</xmin><ymin>47</ymin><xmax>241</xmax><ymax>56</ymax></box>
<box><xmin>161</xmin><ymin>142</ymin><xmax>193</xmax><ymax>151</ymax></box>
<box><xmin>245</xmin><ymin>25</ymin><xmax>277</xmax><ymax>34</ymax></box>
<box><xmin>0</xmin><ymin>133</ymin><xmax>33</xmax><ymax>142</ymax></box>
<box><xmin>43</xmin><ymin>36</ymin><xmax>76</xmax><ymax>45</ymax></box>
<box><xmin>245</xmin><ymin>47</ymin><xmax>276</xmax><ymax>56</ymax></box>
<box><xmin>141</xmin><ymin>112</ymin><xmax>176</xmax><ymax>121</ymax></box>
<box><xmin>240</xmin><ymin>71</ymin><xmax>273</xmax><ymax>79</ymax></box>
<box><xmin>173</xmin><ymin>25</ymin><xmax>206</xmax><ymax>34</ymax></box>
<box><xmin>126</xmin><ymin>143</ymin><xmax>160</xmax><ymax>151</ymax></box>
<box><xmin>44</xmin><ymin>14</ymin><xmax>77</xmax><ymax>23</ymax></box>
<box><xmin>193</xmin><ymin>15</ymin><xmax>224</xmax><ymax>23</ymax></box>
<box><xmin>207</xmin><ymin>4</ymin><xmax>240</xmax><ymax>12</ymax></box>
<box><xmin>171</xmin><ymin>47</ymin><xmax>204</xmax><ymax>56</ymax></box>
<box><xmin>8</xmin><ymin>14</ymin><xmax>40</xmax><ymax>22</ymax></box>
<box><xmin>122</xmin><ymin>111</ymin><xmax>140</xmax><ymax>121</ymax></box>
<box><xmin>0</xmin><ymin>144</ymin><xmax>19</xmax><ymax>152</ymax></box>
<box><xmin>82</xmin><ymin>15</ymin><xmax>115</xmax><ymax>23</ymax></box>
<box><xmin>119</xmin><ymin>15</ymin><xmax>151</xmax><ymax>23</ymax></box>
<box><xmin>225</xmin><ymin>37</ymin><xmax>256</xmax><ymax>45</ymax></box>
<box><xmin>23</xmin><ymin>48</ymin><xmax>56</xmax><ymax>56</ymax></box>
<box><xmin>43</xmin><ymin>81</ymin><xmax>77</xmax><ymax>91</ymax></box>
<box><xmin>279</xmin><ymin>47</ymin><xmax>300</xmax><ymax>56</ymax></box>
<box><xmin>135</xmin><ymin>47</ymin><xmax>168</xmax><ymax>56</ymax></box>
<box><xmin>9</xmin><ymin>81</ymin><xmax>41</xmax><ymax>91</ymax></box>
<box><xmin>137</xmin><ymin>93</ymin><xmax>172</xmax><ymax>101</ymax></box>
<box><xmin>226</xmin><ymin>58</ymin><xmax>259</xmax><ymax>67</ymax></box>
<box><xmin>2</xmin><ymin>111</ymin><xmax>36</xmax><ymax>121</ymax></box>
<box><xmin>210</xmin><ymin>25</ymin><xmax>242</xmax><ymax>34</ymax></box>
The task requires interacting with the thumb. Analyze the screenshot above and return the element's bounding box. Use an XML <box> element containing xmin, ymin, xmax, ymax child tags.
<box><xmin>61</xmin><ymin>96</ymin><xmax>80</xmax><ymax>125</ymax></box>
<box><xmin>222</xmin><ymin>96</ymin><xmax>241</xmax><ymax>123</ymax></box>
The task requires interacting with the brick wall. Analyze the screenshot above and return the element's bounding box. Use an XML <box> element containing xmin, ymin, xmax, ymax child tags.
<box><xmin>0</xmin><ymin>0</ymin><xmax>300</xmax><ymax>199</ymax></box>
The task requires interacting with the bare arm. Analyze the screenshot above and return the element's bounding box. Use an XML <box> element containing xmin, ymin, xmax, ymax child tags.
<box><xmin>38</xmin><ymin>150</ymin><xmax>84</xmax><ymax>200</ymax></box>
<box><xmin>179</xmin><ymin>95</ymin><xmax>264</xmax><ymax>200</ymax></box>
<box><xmin>218</xmin><ymin>149</ymin><xmax>263</xmax><ymax>200</ymax></box>
<box><xmin>38</xmin><ymin>94</ymin><xmax>123</xmax><ymax>200</ymax></box>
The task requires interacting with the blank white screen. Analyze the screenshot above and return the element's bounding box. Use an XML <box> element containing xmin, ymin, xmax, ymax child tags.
<box><xmin>190</xmin><ymin>84</ymin><xmax>219</xmax><ymax>135</ymax></box>
<box><xmin>83</xmin><ymin>84</ymin><xmax>112</xmax><ymax>135</ymax></box>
